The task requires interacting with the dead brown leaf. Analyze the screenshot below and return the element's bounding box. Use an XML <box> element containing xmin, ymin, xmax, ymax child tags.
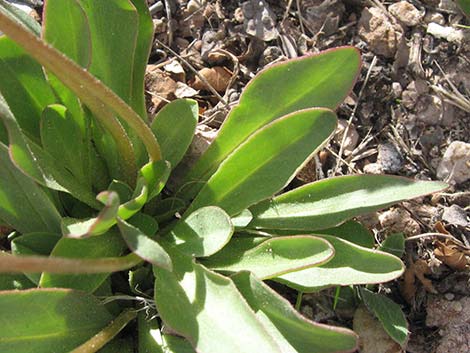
<box><xmin>192</xmin><ymin>66</ymin><xmax>232</xmax><ymax>93</ymax></box>
<box><xmin>434</xmin><ymin>240</ymin><xmax>469</xmax><ymax>271</ymax></box>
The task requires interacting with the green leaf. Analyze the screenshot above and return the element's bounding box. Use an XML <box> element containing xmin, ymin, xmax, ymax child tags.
<box><xmin>153</xmin><ymin>251</ymin><xmax>282</xmax><ymax>353</ymax></box>
<box><xmin>359</xmin><ymin>288</ymin><xmax>409</xmax><ymax>347</ymax></box>
<box><xmin>167</xmin><ymin>206</ymin><xmax>233</xmax><ymax>257</ymax></box>
<box><xmin>183</xmin><ymin>47</ymin><xmax>360</xmax><ymax>196</ymax></box>
<box><xmin>379</xmin><ymin>233</ymin><xmax>405</xmax><ymax>258</ymax></box>
<box><xmin>40</xmin><ymin>104</ymin><xmax>89</xmax><ymax>185</ymax></box>
<box><xmin>0</xmin><ymin>36</ymin><xmax>56</xmax><ymax>141</ymax></box>
<box><xmin>154</xmin><ymin>197</ymin><xmax>186</xmax><ymax>223</ymax></box>
<box><xmin>202</xmin><ymin>235</ymin><xmax>334</xmax><ymax>279</ymax></box>
<box><xmin>0</xmin><ymin>144</ymin><xmax>61</xmax><ymax>234</ymax></box>
<box><xmin>249</xmin><ymin>175</ymin><xmax>447</xmax><ymax>231</ymax></box>
<box><xmin>39</xmin><ymin>231</ymin><xmax>126</xmax><ymax>292</ymax></box>
<box><xmin>0</xmin><ymin>273</ymin><xmax>35</xmax><ymax>290</ymax></box>
<box><xmin>276</xmin><ymin>234</ymin><xmax>404</xmax><ymax>292</ymax></box>
<box><xmin>457</xmin><ymin>0</ymin><xmax>470</xmax><ymax>16</ymax></box>
<box><xmin>0</xmin><ymin>0</ymin><xmax>41</xmax><ymax>35</ymax></box>
<box><xmin>232</xmin><ymin>272</ymin><xmax>358</xmax><ymax>353</ymax></box>
<box><xmin>151</xmin><ymin>99</ymin><xmax>198</xmax><ymax>169</ymax></box>
<box><xmin>117</xmin><ymin>218</ymin><xmax>172</xmax><ymax>270</ymax></box>
<box><xmin>187</xmin><ymin>108</ymin><xmax>337</xmax><ymax>216</ymax></box>
<box><xmin>0</xmin><ymin>288</ymin><xmax>113</xmax><ymax>353</ymax></box>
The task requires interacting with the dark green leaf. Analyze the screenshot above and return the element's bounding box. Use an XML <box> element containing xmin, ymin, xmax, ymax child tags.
<box><xmin>249</xmin><ymin>175</ymin><xmax>447</xmax><ymax>231</ymax></box>
<box><xmin>379</xmin><ymin>233</ymin><xmax>405</xmax><ymax>258</ymax></box>
<box><xmin>232</xmin><ymin>272</ymin><xmax>358</xmax><ymax>353</ymax></box>
<box><xmin>276</xmin><ymin>234</ymin><xmax>404</xmax><ymax>292</ymax></box>
<box><xmin>359</xmin><ymin>288</ymin><xmax>409</xmax><ymax>347</ymax></box>
<box><xmin>457</xmin><ymin>0</ymin><xmax>470</xmax><ymax>16</ymax></box>
<box><xmin>0</xmin><ymin>273</ymin><xmax>35</xmax><ymax>290</ymax></box>
<box><xmin>39</xmin><ymin>231</ymin><xmax>126</xmax><ymax>292</ymax></box>
<box><xmin>0</xmin><ymin>288</ymin><xmax>113</xmax><ymax>353</ymax></box>
<box><xmin>187</xmin><ymin>108</ymin><xmax>337</xmax><ymax>216</ymax></box>
<box><xmin>117</xmin><ymin>218</ymin><xmax>172</xmax><ymax>270</ymax></box>
<box><xmin>151</xmin><ymin>99</ymin><xmax>198</xmax><ymax>169</ymax></box>
<box><xmin>202</xmin><ymin>235</ymin><xmax>334</xmax><ymax>279</ymax></box>
<box><xmin>183</xmin><ymin>47</ymin><xmax>360</xmax><ymax>196</ymax></box>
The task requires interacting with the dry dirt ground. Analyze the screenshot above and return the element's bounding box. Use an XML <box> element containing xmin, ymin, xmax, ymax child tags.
<box><xmin>14</xmin><ymin>0</ymin><xmax>470</xmax><ymax>352</ymax></box>
<box><xmin>144</xmin><ymin>1</ymin><xmax>470</xmax><ymax>352</ymax></box>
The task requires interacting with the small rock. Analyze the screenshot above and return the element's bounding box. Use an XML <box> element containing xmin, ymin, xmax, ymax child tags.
<box><xmin>377</xmin><ymin>143</ymin><xmax>403</xmax><ymax>173</ymax></box>
<box><xmin>334</xmin><ymin>119</ymin><xmax>360</xmax><ymax>156</ymax></box>
<box><xmin>391</xmin><ymin>82</ymin><xmax>403</xmax><ymax>99</ymax></box>
<box><xmin>442</xmin><ymin>205</ymin><xmax>469</xmax><ymax>227</ymax></box>
<box><xmin>379</xmin><ymin>208</ymin><xmax>421</xmax><ymax>236</ymax></box>
<box><xmin>424</xmin><ymin>12</ymin><xmax>445</xmax><ymax>25</ymax></box>
<box><xmin>427</xmin><ymin>23</ymin><xmax>465</xmax><ymax>43</ymax></box>
<box><xmin>389</xmin><ymin>1</ymin><xmax>423</xmax><ymax>27</ymax></box>
<box><xmin>448</xmin><ymin>192</ymin><xmax>470</xmax><ymax>207</ymax></box>
<box><xmin>437</xmin><ymin>141</ymin><xmax>470</xmax><ymax>185</ymax></box>
<box><xmin>358</xmin><ymin>7</ymin><xmax>404</xmax><ymax>58</ymax></box>
<box><xmin>363</xmin><ymin>162</ymin><xmax>384</xmax><ymax>174</ymax></box>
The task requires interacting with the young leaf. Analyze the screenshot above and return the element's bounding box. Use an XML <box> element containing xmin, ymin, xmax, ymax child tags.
<box><xmin>117</xmin><ymin>218</ymin><xmax>172</xmax><ymax>270</ymax></box>
<box><xmin>183</xmin><ymin>47</ymin><xmax>360</xmax><ymax>196</ymax></box>
<box><xmin>39</xmin><ymin>231</ymin><xmax>127</xmax><ymax>292</ymax></box>
<box><xmin>202</xmin><ymin>235</ymin><xmax>334</xmax><ymax>279</ymax></box>
<box><xmin>0</xmin><ymin>144</ymin><xmax>61</xmax><ymax>234</ymax></box>
<box><xmin>186</xmin><ymin>108</ymin><xmax>337</xmax><ymax>216</ymax></box>
<box><xmin>232</xmin><ymin>272</ymin><xmax>358</xmax><ymax>353</ymax></box>
<box><xmin>166</xmin><ymin>206</ymin><xmax>233</xmax><ymax>257</ymax></box>
<box><xmin>249</xmin><ymin>175</ymin><xmax>447</xmax><ymax>231</ymax></box>
<box><xmin>151</xmin><ymin>99</ymin><xmax>198</xmax><ymax>169</ymax></box>
<box><xmin>153</xmin><ymin>251</ymin><xmax>283</xmax><ymax>353</ymax></box>
<box><xmin>0</xmin><ymin>288</ymin><xmax>113</xmax><ymax>353</ymax></box>
<box><xmin>275</xmin><ymin>234</ymin><xmax>404</xmax><ymax>292</ymax></box>
<box><xmin>359</xmin><ymin>288</ymin><xmax>409</xmax><ymax>347</ymax></box>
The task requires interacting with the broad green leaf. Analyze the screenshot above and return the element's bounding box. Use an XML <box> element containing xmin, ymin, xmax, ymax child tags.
<box><xmin>457</xmin><ymin>0</ymin><xmax>470</xmax><ymax>16</ymax></box>
<box><xmin>151</xmin><ymin>99</ymin><xmax>198</xmax><ymax>169</ymax></box>
<box><xmin>232</xmin><ymin>272</ymin><xmax>358</xmax><ymax>353</ymax></box>
<box><xmin>0</xmin><ymin>288</ymin><xmax>113</xmax><ymax>353</ymax></box>
<box><xmin>0</xmin><ymin>144</ymin><xmax>61</xmax><ymax>234</ymax></box>
<box><xmin>11</xmin><ymin>232</ymin><xmax>61</xmax><ymax>284</ymax></box>
<box><xmin>40</xmin><ymin>104</ymin><xmax>89</xmax><ymax>185</ymax></box>
<box><xmin>359</xmin><ymin>288</ymin><xmax>409</xmax><ymax>347</ymax></box>
<box><xmin>276</xmin><ymin>234</ymin><xmax>404</xmax><ymax>292</ymax></box>
<box><xmin>379</xmin><ymin>233</ymin><xmax>405</xmax><ymax>258</ymax></box>
<box><xmin>249</xmin><ymin>175</ymin><xmax>447</xmax><ymax>231</ymax></box>
<box><xmin>187</xmin><ymin>108</ymin><xmax>337</xmax><ymax>216</ymax></box>
<box><xmin>127</xmin><ymin>212</ymin><xmax>158</xmax><ymax>236</ymax></box>
<box><xmin>202</xmin><ymin>235</ymin><xmax>334</xmax><ymax>279</ymax></box>
<box><xmin>167</xmin><ymin>206</ymin><xmax>233</xmax><ymax>257</ymax></box>
<box><xmin>153</xmin><ymin>251</ymin><xmax>282</xmax><ymax>353</ymax></box>
<box><xmin>183</xmin><ymin>47</ymin><xmax>360</xmax><ymax>196</ymax></box>
<box><xmin>0</xmin><ymin>36</ymin><xmax>56</xmax><ymax>141</ymax></box>
<box><xmin>117</xmin><ymin>218</ymin><xmax>172</xmax><ymax>270</ymax></box>
<box><xmin>39</xmin><ymin>231</ymin><xmax>126</xmax><ymax>292</ymax></box>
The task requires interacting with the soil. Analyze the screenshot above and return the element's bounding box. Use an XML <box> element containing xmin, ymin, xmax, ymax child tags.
<box><xmin>14</xmin><ymin>0</ymin><xmax>470</xmax><ymax>352</ymax></box>
<box><xmin>144</xmin><ymin>1</ymin><xmax>470</xmax><ymax>351</ymax></box>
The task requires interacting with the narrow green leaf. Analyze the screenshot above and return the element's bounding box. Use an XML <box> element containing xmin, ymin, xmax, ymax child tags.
<box><xmin>183</xmin><ymin>47</ymin><xmax>360</xmax><ymax>196</ymax></box>
<box><xmin>276</xmin><ymin>234</ymin><xmax>404</xmax><ymax>292</ymax></box>
<box><xmin>0</xmin><ymin>0</ymin><xmax>41</xmax><ymax>35</ymax></box>
<box><xmin>39</xmin><ymin>231</ymin><xmax>127</xmax><ymax>292</ymax></box>
<box><xmin>0</xmin><ymin>144</ymin><xmax>61</xmax><ymax>234</ymax></box>
<box><xmin>40</xmin><ymin>104</ymin><xmax>89</xmax><ymax>184</ymax></box>
<box><xmin>379</xmin><ymin>233</ymin><xmax>405</xmax><ymax>258</ymax></box>
<box><xmin>359</xmin><ymin>288</ymin><xmax>409</xmax><ymax>347</ymax></box>
<box><xmin>117</xmin><ymin>218</ymin><xmax>172</xmax><ymax>270</ymax></box>
<box><xmin>167</xmin><ymin>206</ymin><xmax>233</xmax><ymax>257</ymax></box>
<box><xmin>187</xmin><ymin>108</ymin><xmax>337</xmax><ymax>216</ymax></box>
<box><xmin>0</xmin><ymin>36</ymin><xmax>56</xmax><ymax>141</ymax></box>
<box><xmin>151</xmin><ymin>99</ymin><xmax>198</xmax><ymax>169</ymax></box>
<box><xmin>0</xmin><ymin>288</ymin><xmax>113</xmax><ymax>353</ymax></box>
<box><xmin>202</xmin><ymin>235</ymin><xmax>334</xmax><ymax>279</ymax></box>
<box><xmin>153</xmin><ymin>251</ymin><xmax>282</xmax><ymax>353</ymax></box>
<box><xmin>249</xmin><ymin>175</ymin><xmax>447</xmax><ymax>231</ymax></box>
<box><xmin>232</xmin><ymin>272</ymin><xmax>358</xmax><ymax>353</ymax></box>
